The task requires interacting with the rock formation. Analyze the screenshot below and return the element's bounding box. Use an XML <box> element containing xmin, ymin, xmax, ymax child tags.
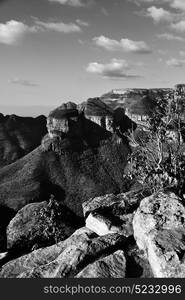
<box><xmin>133</xmin><ymin>192</ymin><xmax>185</xmax><ymax>277</ymax></box>
<box><xmin>78</xmin><ymin>98</ymin><xmax>114</xmax><ymax>132</ymax></box>
<box><xmin>6</xmin><ymin>201</ymin><xmax>83</xmax><ymax>252</ymax></box>
<box><xmin>0</xmin><ymin>227</ymin><xmax>128</xmax><ymax>278</ymax></box>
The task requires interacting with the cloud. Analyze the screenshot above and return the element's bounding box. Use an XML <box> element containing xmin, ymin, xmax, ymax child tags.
<box><xmin>35</xmin><ymin>20</ymin><xmax>81</xmax><ymax>33</ymax></box>
<box><xmin>93</xmin><ymin>35</ymin><xmax>152</xmax><ymax>54</ymax></box>
<box><xmin>76</xmin><ymin>19</ymin><xmax>89</xmax><ymax>26</ymax></box>
<box><xmin>180</xmin><ymin>50</ymin><xmax>185</xmax><ymax>56</ymax></box>
<box><xmin>131</xmin><ymin>0</ymin><xmax>185</xmax><ymax>11</ymax></box>
<box><xmin>0</xmin><ymin>18</ymin><xmax>85</xmax><ymax>45</ymax></box>
<box><xmin>170</xmin><ymin>0</ymin><xmax>185</xmax><ymax>11</ymax></box>
<box><xmin>157</xmin><ymin>32</ymin><xmax>185</xmax><ymax>41</ymax></box>
<box><xmin>9</xmin><ymin>78</ymin><xmax>40</xmax><ymax>87</ymax></box>
<box><xmin>86</xmin><ymin>58</ymin><xmax>142</xmax><ymax>79</ymax></box>
<box><xmin>171</xmin><ymin>20</ymin><xmax>185</xmax><ymax>32</ymax></box>
<box><xmin>0</xmin><ymin>20</ymin><xmax>35</xmax><ymax>45</ymax></box>
<box><xmin>146</xmin><ymin>6</ymin><xmax>174</xmax><ymax>23</ymax></box>
<box><xmin>166</xmin><ymin>57</ymin><xmax>185</xmax><ymax>67</ymax></box>
<box><xmin>48</xmin><ymin>0</ymin><xmax>93</xmax><ymax>7</ymax></box>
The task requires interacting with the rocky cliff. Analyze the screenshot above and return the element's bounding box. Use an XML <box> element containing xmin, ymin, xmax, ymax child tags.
<box><xmin>101</xmin><ymin>88</ymin><xmax>173</xmax><ymax>117</ymax></box>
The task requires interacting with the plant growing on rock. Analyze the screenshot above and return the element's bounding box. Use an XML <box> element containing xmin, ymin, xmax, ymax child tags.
<box><xmin>127</xmin><ymin>90</ymin><xmax>185</xmax><ymax>197</ymax></box>
<box><xmin>39</xmin><ymin>194</ymin><xmax>63</xmax><ymax>244</ymax></box>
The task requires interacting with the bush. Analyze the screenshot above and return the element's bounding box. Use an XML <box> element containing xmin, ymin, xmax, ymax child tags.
<box><xmin>39</xmin><ymin>194</ymin><xmax>63</xmax><ymax>244</ymax></box>
<box><xmin>127</xmin><ymin>91</ymin><xmax>185</xmax><ymax>197</ymax></box>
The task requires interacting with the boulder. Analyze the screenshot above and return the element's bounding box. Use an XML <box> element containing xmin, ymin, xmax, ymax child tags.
<box><xmin>0</xmin><ymin>227</ymin><xmax>128</xmax><ymax>278</ymax></box>
<box><xmin>83</xmin><ymin>192</ymin><xmax>144</xmax><ymax>237</ymax></box>
<box><xmin>76</xmin><ymin>250</ymin><xmax>126</xmax><ymax>278</ymax></box>
<box><xmin>86</xmin><ymin>212</ymin><xmax>133</xmax><ymax>237</ymax></box>
<box><xmin>7</xmin><ymin>201</ymin><xmax>82</xmax><ymax>252</ymax></box>
<box><xmin>133</xmin><ymin>192</ymin><xmax>185</xmax><ymax>277</ymax></box>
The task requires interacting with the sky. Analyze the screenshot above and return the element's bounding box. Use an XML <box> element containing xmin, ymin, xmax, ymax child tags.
<box><xmin>1</xmin><ymin>0</ymin><xmax>185</xmax><ymax>114</ymax></box>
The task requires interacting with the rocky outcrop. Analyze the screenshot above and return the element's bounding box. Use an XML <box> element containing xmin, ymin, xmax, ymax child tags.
<box><xmin>0</xmin><ymin>227</ymin><xmax>128</xmax><ymax>278</ymax></box>
<box><xmin>101</xmin><ymin>88</ymin><xmax>173</xmax><ymax>117</ymax></box>
<box><xmin>133</xmin><ymin>192</ymin><xmax>185</xmax><ymax>278</ymax></box>
<box><xmin>83</xmin><ymin>189</ymin><xmax>146</xmax><ymax>237</ymax></box>
<box><xmin>78</xmin><ymin>98</ymin><xmax>114</xmax><ymax>132</ymax></box>
<box><xmin>6</xmin><ymin>201</ymin><xmax>82</xmax><ymax>252</ymax></box>
<box><xmin>76</xmin><ymin>250</ymin><xmax>126</xmax><ymax>278</ymax></box>
<box><xmin>0</xmin><ymin>114</ymin><xmax>47</xmax><ymax>168</ymax></box>
<box><xmin>47</xmin><ymin>102</ymin><xmax>79</xmax><ymax>138</ymax></box>
<box><xmin>83</xmin><ymin>193</ymin><xmax>135</xmax><ymax>237</ymax></box>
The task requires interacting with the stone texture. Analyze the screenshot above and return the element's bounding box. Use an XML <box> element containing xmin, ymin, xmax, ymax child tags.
<box><xmin>83</xmin><ymin>192</ymin><xmax>144</xmax><ymax>237</ymax></box>
<box><xmin>47</xmin><ymin>102</ymin><xmax>79</xmax><ymax>138</ymax></box>
<box><xmin>133</xmin><ymin>192</ymin><xmax>185</xmax><ymax>278</ymax></box>
<box><xmin>78</xmin><ymin>98</ymin><xmax>114</xmax><ymax>132</ymax></box>
<box><xmin>0</xmin><ymin>227</ymin><xmax>128</xmax><ymax>278</ymax></box>
<box><xmin>6</xmin><ymin>201</ymin><xmax>81</xmax><ymax>252</ymax></box>
<box><xmin>76</xmin><ymin>250</ymin><xmax>126</xmax><ymax>278</ymax></box>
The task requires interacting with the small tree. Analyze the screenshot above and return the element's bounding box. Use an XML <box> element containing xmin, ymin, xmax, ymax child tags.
<box><xmin>39</xmin><ymin>194</ymin><xmax>62</xmax><ymax>244</ymax></box>
<box><xmin>127</xmin><ymin>91</ymin><xmax>185</xmax><ymax>197</ymax></box>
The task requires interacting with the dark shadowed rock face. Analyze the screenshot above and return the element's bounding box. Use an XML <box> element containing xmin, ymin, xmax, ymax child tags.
<box><xmin>0</xmin><ymin>133</ymin><xmax>130</xmax><ymax>219</ymax></box>
<box><xmin>0</xmin><ymin>206</ymin><xmax>15</xmax><ymax>252</ymax></box>
<box><xmin>47</xmin><ymin>102</ymin><xmax>79</xmax><ymax>138</ymax></box>
<box><xmin>0</xmin><ymin>114</ymin><xmax>47</xmax><ymax>168</ymax></box>
<box><xmin>133</xmin><ymin>192</ymin><xmax>185</xmax><ymax>277</ymax></box>
<box><xmin>6</xmin><ymin>201</ymin><xmax>83</xmax><ymax>253</ymax></box>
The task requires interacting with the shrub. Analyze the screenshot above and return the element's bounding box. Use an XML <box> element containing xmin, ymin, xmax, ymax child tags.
<box><xmin>39</xmin><ymin>194</ymin><xmax>63</xmax><ymax>244</ymax></box>
<box><xmin>127</xmin><ymin>91</ymin><xmax>185</xmax><ymax>197</ymax></box>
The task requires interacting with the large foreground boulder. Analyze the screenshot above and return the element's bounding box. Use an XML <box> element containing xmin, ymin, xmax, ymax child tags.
<box><xmin>76</xmin><ymin>250</ymin><xmax>126</xmax><ymax>278</ymax></box>
<box><xmin>0</xmin><ymin>227</ymin><xmax>128</xmax><ymax>278</ymax></box>
<box><xmin>6</xmin><ymin>201</ymin><xmax>83</xmax><ymax>252</ymax></box>
<box><xmin>133</xmin><ymin>192</ymin><xmax>185</xmax><ymax>278</ymax></box>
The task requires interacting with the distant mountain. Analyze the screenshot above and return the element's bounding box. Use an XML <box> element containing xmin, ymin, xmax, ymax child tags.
<box><xmin>0</xmin><ymin>114</ymin><xmax>47</xmax><ymax>168</ymax></box>
<box><xmin>101</xmin><ymin>88</ymin><xmax>173</xmax><ymax>115</ymax></box>
<box><xmin>0</xmin><ymin>106</ymin><xmax>54</xmax><ymax>117</ymax></box>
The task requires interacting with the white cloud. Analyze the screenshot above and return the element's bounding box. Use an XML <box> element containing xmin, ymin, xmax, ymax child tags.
<box><xmin>35</xmin><ymin>20</ymin><xmax>81</xmax><ymax>33</ymax></box>
<box><xmin>166</xmin><ymin>57</ymin><xmax>185</xmax><ymax>67</ymax></box>
<box><xmin>146</xmin><ymin>6</ymin><xmax>174</xmax><ymax>23</ymax></box>
<box><xmin>171</xmin><ymin>20</ymin><xmax>185</xmax><ymax>32</ymax></box>
<box><xmin>132</xmin><ymin>0</ymin><xmax>185</xmax><ymax>11</ymax></box>
<box><xmin>0</xmin><ymin>20</ymin><xmax>34</xmax><ymax>45</ymax></box>
<box><xmin>86</xmin><ymin>58</ymin><xmax>142</xmax><ymax>79</ymax></box>
<box><xmin>93</xmin><ymin>35</ymin><xmax>152</xmax><ymax>54</ymax></box>
<box><xmin>48</xmin><ymin>0</ymin><xmax>92</xmax><ymax>7</ymax></box>
<box><xmin>9</xmin><ymin>78</ymin><xmax>40</xmax><ymax>87</ymax></box>
<box><xmin>157</xmin><ymin>32</ymin><xmax>185</xmax><ymax>41</ymax></box>
<box><xmin>170</xmin><ymin>0</ymin><xmax>185</xmax><ymax>11</ymax></box>
<box><xmin>76</xmin><ymin>19</ymin><xmax>89</xmax><ymax>26</ymax></box>
<box><xmin>180</xmin><ymin>50</ymin><xmax>185</xmax><ymax>56</ymax></box>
